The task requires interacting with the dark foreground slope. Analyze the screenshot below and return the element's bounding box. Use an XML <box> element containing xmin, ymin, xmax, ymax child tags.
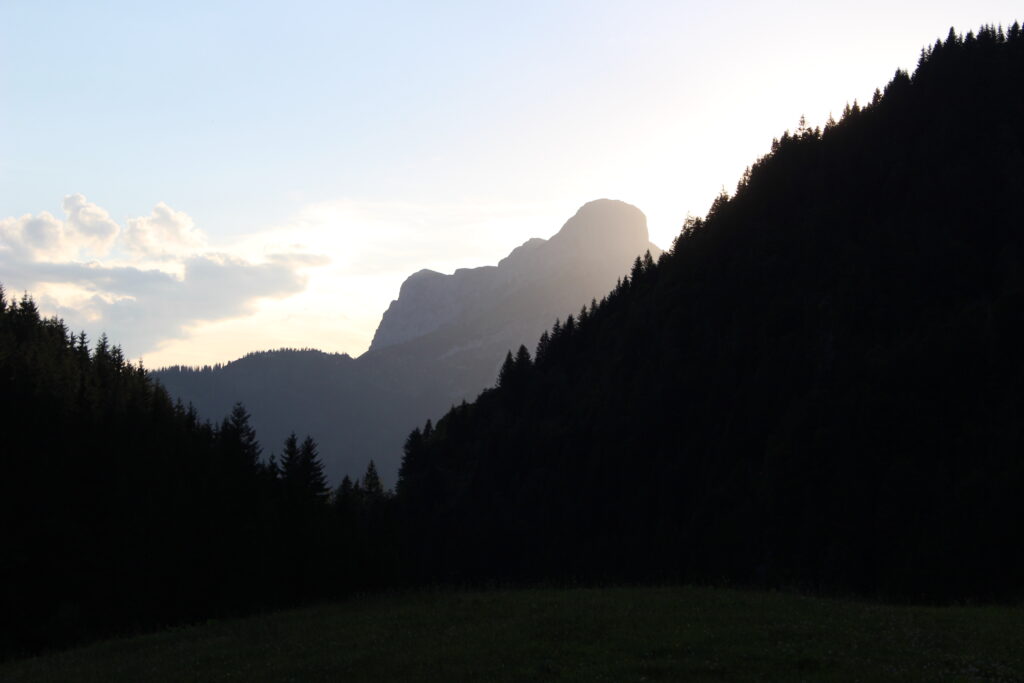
<box><xmin>6</xmin><ymin>586</ymin><xmax>1024</xmax><ymax>683</ymax></box>
<box><xmin>154</xmin><ymin>200</ymin><xmax>659</xmax><ymax>484</ymax></box>
<box><xmin>0</xmin><ymin>293</ymin><xmax>393</xmax><ymax>657</ymax></box>
<box><xmin>397</xmin><ymin>26</ymin><xmax>1024</xmax><ymax>600</ymax></box>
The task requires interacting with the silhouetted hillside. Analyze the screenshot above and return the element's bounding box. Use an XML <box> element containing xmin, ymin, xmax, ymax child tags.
<box><xmin>154</xmin><ymin>199</ymin><xmax>660</xmax><ymax>483</ymax></box>
<box><xmin>0</xmin><ymin>293</ymin><xmax>281</xmax><ymax>652</ymax></box>
<box><xmin>397</xmin><ymin>24</ymin><xmax>1024</xmax><ymax>600</ymax></box>
<box><xmin>1</xmin><ymin>292</ymin><xmax>397</xmax><ymax>657</ymax></box>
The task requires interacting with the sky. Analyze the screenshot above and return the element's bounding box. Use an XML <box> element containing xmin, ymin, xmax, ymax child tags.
<box><xmin>2</xmin><ymin>1</ymin><xmax>1020</xmax><ymax>367</ymax></box>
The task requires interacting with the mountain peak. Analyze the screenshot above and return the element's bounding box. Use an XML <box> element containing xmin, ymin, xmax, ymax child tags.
<box><xmin>369</xmin><ymin>200</ymin><xmax>658</xmax><ymax>353</ymax></box>
<box><xmin>552</xmin><ymin>199</ymin><xmax>650</xmax><ymax>247</ymax></box>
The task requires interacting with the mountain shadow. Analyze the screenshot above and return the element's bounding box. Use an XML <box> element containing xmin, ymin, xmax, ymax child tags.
<box><xmin>154</xmin><ymin>199</ymin><xmax>660</xmax><ymax>483</ymax></box>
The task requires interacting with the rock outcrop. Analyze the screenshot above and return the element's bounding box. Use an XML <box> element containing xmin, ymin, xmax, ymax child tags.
<box><xmin>370</xmin><ymin>199</ymin><xmax>659</xmax><ymax>354</ymax></box>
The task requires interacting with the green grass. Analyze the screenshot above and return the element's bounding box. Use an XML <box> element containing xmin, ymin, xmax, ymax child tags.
<box><xmin>4</xmin><ymin>586</ymin><xmax>1024</xmax><ymax>682</ymax></box>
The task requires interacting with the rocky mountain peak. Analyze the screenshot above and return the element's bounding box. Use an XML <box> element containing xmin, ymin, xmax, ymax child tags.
<box><xmin>549</xmin><ymin>199</ymin><xmax>651</xmax><ymax>251</ymax></box>
<box><xmin>368</xmin><ymin>199</ymin><xmax>658</xmax><ymax>353</ymax></box>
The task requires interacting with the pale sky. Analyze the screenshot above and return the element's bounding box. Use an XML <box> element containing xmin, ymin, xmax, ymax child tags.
<box><xmin>2</xmin><ymin>1</ymin><xmax>1019</xmax><ymax>367</ymax></box>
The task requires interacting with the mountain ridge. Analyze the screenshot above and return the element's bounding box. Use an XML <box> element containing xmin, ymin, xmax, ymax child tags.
<box><xmin>153</xmin><ymin>198</ymin><xmax>660</xmax><ymax>483</ymax></box>
<box><xmin>369</xmin><ymin>199</ymin><xmax>658</xmax><ymax>352</ymax></box>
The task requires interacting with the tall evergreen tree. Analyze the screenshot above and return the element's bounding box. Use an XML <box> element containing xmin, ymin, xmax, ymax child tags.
<box><xmin>223</xmin><ymin>402</ymin><xmax>262</xmax><ymax>471</ymax></box>
<box><xmin>299</xmin><ymin>436</ymin><xmax>329</xmax><ymax>502</ymax></box>
<box><xmin>362</xmin><ymin>460</ymin><xmax>384</xmax><ymax>498</ymax></box>
<box><xmin>280</xmin><ymin>432</ymin><xmax>302</xmax><ymax>485</ymax></box>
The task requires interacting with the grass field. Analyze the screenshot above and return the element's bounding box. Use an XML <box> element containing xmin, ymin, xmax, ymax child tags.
<box><xmin>4</xmin><ymin>586</ymin><xmax>1023</xmax><ymax>682</ymax></box>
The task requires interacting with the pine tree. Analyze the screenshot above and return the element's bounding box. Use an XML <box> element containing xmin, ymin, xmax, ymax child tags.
<box><xmin>514</xmin><ymin>344</ymin><xmax>531</xmax><ymax>370</ymax></box>
<box><xmin>396</xmin><ymin>426</ymin><xmax>424</xmax><ymax>498</ymax></box>
<box><xmin>76</xmin><ymin>331</ymin><xmax>89</xmax><ymax>361</ymax></box>
<box><xmin>497</xmin><ymin>350</ymin><xmax>515</xmax><ymax>388</ymax></box>
<box><xmin>796</xmin><ymin>113</ymin><xmax>808</xmax><ymax>135</ymax></box>
<box><xmin>535</xmin><ymin>330</ymin><xmax>551</xmax><ymax>364</ymax></box>
<box><xmin>630</xmin><ymin>255</ymin><xmax>644</xmax><ymax>281</ymax></box>
<box><xmin>280</xmin><ymin>432</ymin><xmax>301</xmax><ymax>482</ymax></box>
<box><xmin>95</xmin><ymin>333</ymin><xmax>110</xmax><ymax>360</ymax></box>
<box><xmin>265</xmin><ymin>453</ymin><xmax>281</xmax><ymax>480</ymax></box>
<box><xmin>362</xmin><ymin>460</ymin><xmax>384</xmax><ymax>498</ymax></box>
<box><xmin>643</xmin><ymin>250</ymin><xmax>655</xmax><ymax>271</ymax></box>
<box><xmin>299</xmin><ymin>435</ymin><xmax>329</xmax><ymax>502</ymax></box>
<box><xmin>222</xmin><ymin>402</ymin><xmax>262</xmax><ymax>471</ymax></box>
<box><xmin>333</xmin><ymin>474</ymin><xmax>355</xmax><ymax>512</ymax></box>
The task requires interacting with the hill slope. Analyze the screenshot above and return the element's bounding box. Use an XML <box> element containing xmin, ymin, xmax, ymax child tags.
<box><xmin>397</xmin><ymin>25</ymin><xmax>1024</xmax><ymax>600</ymax></box>
<box><xmin>154</xmin><ymin>199</ymin><xmax>659</xmax><ymax>483</ymax></box>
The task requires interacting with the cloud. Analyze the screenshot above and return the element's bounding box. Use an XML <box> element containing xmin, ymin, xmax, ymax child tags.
<box><xmin>123</xmin><ymin>201</ymin><xmax>206</xmax><ymax>259</ymax></box>
<box><xmin>0</xmin><ymin>211</ymin><xmax>76</xmax><ymax>261</ymax></box>
<box><xmin>84</xmin><ymin>255</ymin><xmax>312</xmax><ymax>353</ymax></box>
<box><xmin>62</xmin><ymin>194</ymin><xmax>120</xmax><ymax>255</ymax></box>
<box><xmin>0</xmin><ymin>196</ymin><xmax>328</xmax><ymax>359</ymax></box>
<box><xmin>0</xmin><ymin>195</ymin><xmax>123</xmax><ymax>262</ymax></box>
<box><xmin>3</xmin><ymin>252</ymin><xmax>319</xmax><ymax>357</ymax></box>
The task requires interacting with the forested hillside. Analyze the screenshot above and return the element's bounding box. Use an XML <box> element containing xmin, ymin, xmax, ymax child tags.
<box><xmin>397</xmin><ymin>25</ymin><xmax>1024</xmax><ymax>601</ymax></box>
<box><xmin>0</xmin><ymin>292</ymin><xmax>392</xmax><ymax>656</ymax></box>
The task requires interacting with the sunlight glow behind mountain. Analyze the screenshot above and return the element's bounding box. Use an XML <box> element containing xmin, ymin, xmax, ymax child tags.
<box><xmin>1</xmin><ymin>1</ymin><xmax>1019</xmax><ymax>366</ymax></box>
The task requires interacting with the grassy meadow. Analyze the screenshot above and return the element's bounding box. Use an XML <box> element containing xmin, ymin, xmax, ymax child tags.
<box><xmin>4</xmin><ymin>586</ymin><xmax>1023</xmax><ymax>682</ymax></box>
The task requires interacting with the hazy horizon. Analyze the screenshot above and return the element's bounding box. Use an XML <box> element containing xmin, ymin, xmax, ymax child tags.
<box><xmin>3</xmin><ymin>1</ymin><xmax>1019</xmax><ymax>367</ymax></box>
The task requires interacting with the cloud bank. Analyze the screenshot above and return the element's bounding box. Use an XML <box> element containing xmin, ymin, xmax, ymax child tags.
<box><xmin>0</xmin><ymin>195</ymin><xmax>327</xmax><ymax>359</ymax></box>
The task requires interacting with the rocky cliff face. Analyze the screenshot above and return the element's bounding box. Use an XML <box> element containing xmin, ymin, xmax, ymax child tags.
<box><xmin>370</xmin><ymin>199</ymin><xmax>659</xmax><ymax>354</ymax></box>
<box><xmin>155</xmin><ymin>199</ymin><xmax>661</xmax><ymax>484</ymax></box>
<box><xmin>368</xmin><ymin>266</ymin><xmax>501</xmax><ymax>351</ymax></box>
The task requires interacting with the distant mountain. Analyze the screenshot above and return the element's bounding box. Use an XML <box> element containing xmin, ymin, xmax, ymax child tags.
<box><xmin>396</xmin><ymin>25</ymin><xmax>1024</xmax><ymax>600</ymax></box>
<box><xmin>153</xmin><ymin>199</ymin><xmax>660</xmax><ymax>483</ymax></box>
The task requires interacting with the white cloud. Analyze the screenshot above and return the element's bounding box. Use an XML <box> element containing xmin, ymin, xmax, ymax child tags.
<box><xmin>0</xmin><ymin>196</ymin><xmax>328</xmax><ymax>360</ymax></box>
<box><xmin>0</xmin><ymin>195</ymin><xmax>126</xmax><ymax>262</ymax></box>
<box><xmin>0</xmin><ymin>211</ymin><xmax>77</xmax><ymax>261</ymax></box>
<box><xmin>123</xmin><ymin>201</ymin><xmax>206</xmax><ymax>259</ymax></box>
<box><xmin>62</xmin><ymin>193</ymin><xmax>120</xmax><ymax>255</ymax></box>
